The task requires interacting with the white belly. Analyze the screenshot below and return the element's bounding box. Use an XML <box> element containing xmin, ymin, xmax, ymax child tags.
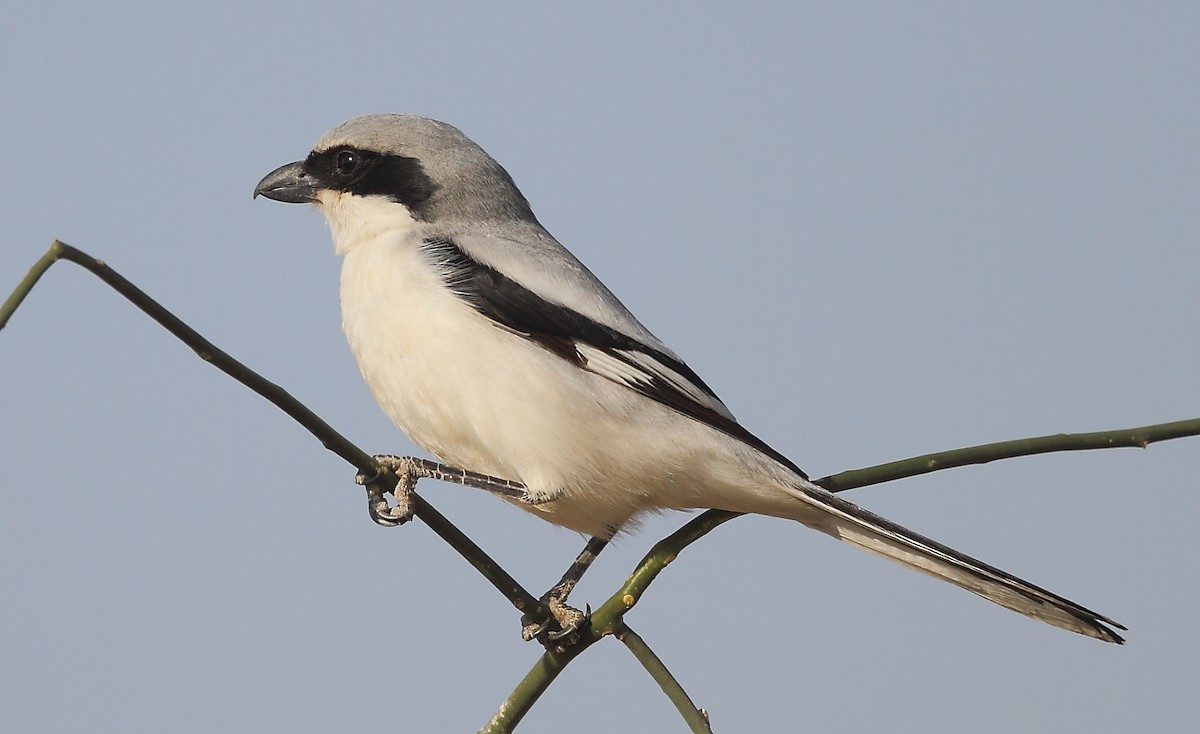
<box><xmin>338</xmin><ymin>229</ymin><xmax>806</xmax><ymax>537</ymax></box>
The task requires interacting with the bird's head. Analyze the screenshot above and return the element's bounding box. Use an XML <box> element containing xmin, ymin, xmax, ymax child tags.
<box><xmin>254</xmin><ymin>114</ymin><xmax>536</xmax><ymax>252</ymax></box>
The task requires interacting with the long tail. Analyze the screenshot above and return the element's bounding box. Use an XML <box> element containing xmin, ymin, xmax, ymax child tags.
<box><xmin>787</xmin><ymin>480</ymin><xmax>1125</xmax><ymax>643</ymax></box>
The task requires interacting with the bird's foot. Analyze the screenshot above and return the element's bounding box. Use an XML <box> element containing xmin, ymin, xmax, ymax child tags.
<box><xmin>357</xmin><ymin>454</ymin><xmax>531</xmax><ymax>526</ymax></box>
<box><xmin>356</xmin><ymin>454</ymin><xmax>417</xmax><ymax>527</ymax></box>
<box><xmin>521</xmin><ymin>594</ymin><xmax>592</xmax><ymax>653</ymax></box>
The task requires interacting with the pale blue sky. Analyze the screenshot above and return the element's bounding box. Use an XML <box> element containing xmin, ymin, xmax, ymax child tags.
<box><xmin>2</xmin><ymin>3</ymin><xmax>1197</xmax><ymax>732</ymax></box>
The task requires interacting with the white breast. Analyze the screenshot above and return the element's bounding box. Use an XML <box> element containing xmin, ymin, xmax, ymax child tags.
<box><xmin>322</xmin><ymin>192</ymin><xmax>805</xmax><ymax>537</ymax></box>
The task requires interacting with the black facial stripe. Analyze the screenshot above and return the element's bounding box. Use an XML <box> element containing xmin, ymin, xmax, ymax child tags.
<box><xmin>304</xmin><ymin>146</ymin><xmax>438</xmax><ymax>217</ymax></box>
<box><xmin>423</xmin><ymin>237</ymin><xmax>809</xmax><ymax>479</ymax></box>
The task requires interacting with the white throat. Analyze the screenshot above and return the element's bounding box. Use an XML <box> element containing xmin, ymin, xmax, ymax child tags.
<box><xmin>315</xmin><ymin>190</ymin><xmax>421</xmax><ymax>255</ymax></box>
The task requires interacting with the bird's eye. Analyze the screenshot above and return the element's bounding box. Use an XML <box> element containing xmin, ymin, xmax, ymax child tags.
<box><xmin>335</xmin><ymin>150</ymin><xmax>359</xmax><ymax>176</ymax></box>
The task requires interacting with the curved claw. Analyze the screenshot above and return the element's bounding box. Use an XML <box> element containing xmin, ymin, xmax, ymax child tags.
<box><xmin>546</xmin><ymin>603</ymin><xmax>591</xmax><ymax>641</ymax></box>
<box><xmin>546</xmin><ymin>627</ymin><xmax>573</xmax><ymax>641</ymax></box>
<box><xmin>369</xmin><ymin>502</ymin><xmax>411</xmax><ymax>527</ymax></box>
<box><xmin>363</xmin><ymin>475</ymin><xmax>412</xmax><ymax>527</ymax></box>
<box><xmin>522</xmin><ymin>617</ymin><xmax>553</xmax><ymax>641</ymax></box>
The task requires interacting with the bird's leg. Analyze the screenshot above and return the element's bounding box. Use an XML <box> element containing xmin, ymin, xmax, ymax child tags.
<box><xmin>356</xmin><ymin>454</ymin><xmax>529</xmax><ymax>527</ymax></box>
<box><xmin>522</xmin><ymin>536</ymin><xmax>610</xmax><ymax>652</ymax></box>
<box><xmin>357</xmin><ymin>456</ymin><xmax>604</xmax><ymax>650</ymax></box>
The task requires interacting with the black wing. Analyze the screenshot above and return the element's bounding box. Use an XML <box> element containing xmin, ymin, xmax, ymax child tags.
<box><xmin>421</xmin><ymin>237</ymin><xmax>808</xmax><ymax>478</ymax></box>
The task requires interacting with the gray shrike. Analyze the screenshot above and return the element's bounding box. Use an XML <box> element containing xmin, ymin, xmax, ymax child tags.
<box><xmin>255</xmin><ymin>114</ymin><xmax>1123</xmax><ymax>646</ymax></box>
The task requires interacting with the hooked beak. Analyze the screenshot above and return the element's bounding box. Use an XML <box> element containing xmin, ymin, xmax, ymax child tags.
<box><xmin>253</xmin><ymin>161</ymin><xmax>317</xmax><ymax>203</ymax></box>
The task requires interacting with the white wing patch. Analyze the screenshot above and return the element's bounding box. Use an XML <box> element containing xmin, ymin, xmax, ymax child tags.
<box><xmin>575</xmin><ymin>343</ymin><xmax>736</xmax><ymax>422</ymax></box>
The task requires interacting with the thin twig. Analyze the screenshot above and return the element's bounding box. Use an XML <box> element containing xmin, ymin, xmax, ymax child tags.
<box><xmin>616</xmin><ymin>624</ymin><xmax>712</xmax><ymax>733</ymax></box>
<box><xmin>0</xmin><ymin>245</ymin><xmax>59</xmax><ymax>330</ymax></box>
<box><xmin>816</xmin><ymin>420</ymin><xmax>1200</xmax><ymax>492</ymax></box>
<box><xmin>7</xmin><ymin>241</ymin><xmax>1199</xmax><ymax>733</ymax></box>
<box><xmin>2</xmin><ymin>241</ymin><xmax>544</xmax><ymax>618</ymax></box>
<box><xmin>478</xmin><ymin>639</ymin><xmax>597</xmax><ymax>734</ymax></box>
<box><xmin>587</xmin><ymin>419</ymin><xmax>1200</xmax><ymax>726</ymax></box>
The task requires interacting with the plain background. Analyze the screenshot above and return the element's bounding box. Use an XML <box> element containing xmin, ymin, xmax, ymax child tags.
<box><xmin>2</xmin><ymin>3</ymin><xmax>1197</xmax><ymax>732</ymax></box>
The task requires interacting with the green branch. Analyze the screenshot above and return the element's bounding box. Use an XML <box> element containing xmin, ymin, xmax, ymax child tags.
<box><xmin>616</xmin><ymin>625</ymin><xmax>712</xmax><ymax>733</ymax></box>
<box><xmin>0</xmin><ymin>245</ymin><xmax>59</xmax><ymax>329</ymax></box>
<box><xmin>479</xmin><ymin>622</ymin><xmax>711</xmax><ymax>733</ymax></box>
<box><xmin>6</xmin><ymin>241</ymin><xmax>1198</xmax><ymax>733</ymax></box>
<box><xmin>479</xmin><ymin>641</ymin><xmax>596</xmax><ymax>734</ymax></box>
<box><xmin>816</xmin><ymin>419</ymin><xmax>1200</xmax><ymax>493</ymax></box>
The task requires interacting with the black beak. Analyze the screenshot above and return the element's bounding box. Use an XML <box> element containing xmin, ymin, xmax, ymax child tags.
<box><xmin>253</xmin><ymin>161</ymin><xmax>317</xmax><ymax>203</ymax></box>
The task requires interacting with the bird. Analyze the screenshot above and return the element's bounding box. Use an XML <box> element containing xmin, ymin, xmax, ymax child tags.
<box><xmin>254</xmin><ymin>113</ymin><xmax>1124</xmax><ymax>646</ymax></box>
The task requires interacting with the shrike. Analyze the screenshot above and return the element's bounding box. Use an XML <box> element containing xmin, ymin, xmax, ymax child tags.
<box><xmin>255</xmin><ymin>114</ymin><xmax>1123</xmax><ymax>646</ymax></box>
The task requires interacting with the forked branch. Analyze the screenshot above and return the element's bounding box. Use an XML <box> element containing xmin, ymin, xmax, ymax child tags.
<box><xmin>4</xmin><ymin>241</ymin><xmax>1197</xmax><ymax>734</ymax></box>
